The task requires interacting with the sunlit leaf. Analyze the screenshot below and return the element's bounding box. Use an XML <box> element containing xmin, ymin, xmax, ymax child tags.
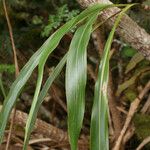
<box><xmin>23</xmin><ymin>4</ymin><xmax>125</xmax><ymax>149</ymax></box>
<box><xmin>23</xmin><ymin>4</ymin><xmax>119</xmax><ymax>149</ymax></box>
<box><xmin>66</xmin><ymin>13</ymin><xmax>98</xmax><ymax>150</ymax></box>
<box><xmin>0</xmin><ymin>4</ymin><xmax>112</xmax><ymax>143</ymax></box>
<box><xmin>0</xmin><ymin>3</ymin><xmax>135</xmax><ymax>150</ymax></box>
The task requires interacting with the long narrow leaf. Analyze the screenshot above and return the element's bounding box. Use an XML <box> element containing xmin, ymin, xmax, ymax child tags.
<box><xmin>0</xmin><ymin>2</ymin><xmax>131</xmax><ymax>145</ymax></box>
<box><xmin>23</xmin><ymin>54</ymin><xmax>67</xmax><ymax>150</ymax></box>
<box><xmin>23</xmin><ymin>4</ymin><xmax>127</xmax><ymax>149</ymax></box>
<box><xmin>23</xmin><ymin>4</ymin><xmax>121</xmax><ymax>149</ymax></box>
<box><xmin>23</xmin><ymin>4</ymin><xmax>124</xmax><ymax>149</ymax></box>
<box><xmin>90</xmin><ymin>4</ymin><xmax>135</xmax><ymax>150</ymax></box>
<box><xmin>0</xmin><ymin>4</ymin><xmax>112</xmax><ymax>143</ymax></box>
<box><xmin>66</xmin><ymin>13</ymin><xmax>99</xmax><ymax>150</ymax></box>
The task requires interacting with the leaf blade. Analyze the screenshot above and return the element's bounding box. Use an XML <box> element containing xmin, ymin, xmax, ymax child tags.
<box><xmin>90</xmin><ymin>4</ymin><xmax>135</xmax><ymax>150</ymax></box>
<box><xmin>0</xmin><ymin>4</ymin><xmax>109</xmax><ymax>143</ymax></box>
<box><xmin>23</xmin><ymin>54</ymin><xmax>67</xmax><ymax>150</ymax></box>
<box><xmin>0</xmin><ymin>2</ymin><xmax>129</xmax><ymax>146</ymax></box>
<box><xmin>66</xmin><ymin>13</ymin><xmax>98</xmax><ymax>150</ymax></box>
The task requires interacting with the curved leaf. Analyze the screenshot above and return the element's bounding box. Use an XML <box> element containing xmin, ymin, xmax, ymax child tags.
<box><xmin>66</xmin><ymin>13</ymin><xmax>98</xmax><ymax>150</ymax></box>
<box><xmin>23</xmin><ymin>4</ymin><xmax>125</xmax><ymax>149</ymax></box>
<box><xmin>23</xmin><ymin>54</ymin><xmax>67</xmax><ymax>150</ymax></box>
<box><xmin>0</xmin><ymin>3</ymin><xmax>112</xmax><ymax>143</ymax></box>
<box><xmin>90</xmin><ymin>4</ymin><xmax>135</xmax><ymax>150</ymax></box>
<box><xmin>23</xmin><ymin>4</ymin><xmax>119</xmax><ymax>149</ymax></box>
<box><xmin>0</xmin><ymin>2</ymin><xmax>132</xmax><ymax>147</ymax></box>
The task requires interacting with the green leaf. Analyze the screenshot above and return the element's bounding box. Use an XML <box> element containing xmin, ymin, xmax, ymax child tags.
<box><xmin>23</xmin><ymin>4</ymin><xmax>125</xmax><ymax>149</ymax></box>
<box><xmin>90</xmin><ymin>4</ymin><xmax>135</xmax><ymax>150</ymax></box>
<box><xmin>0</xmin><ymin>64</ymin><xmax>15</xmax><ymax>73</ymax></box>
<box><xmin>23</xmin><ymin>4</ymin><xmax>119</xmax><ymax>149</ymax></box>
<box><xmin>125</xmin><ymin>52</ymin><xmax>144</xmax><ymax>74</ymax></box>
<box><xmin>121</xmin><ymin>46</ymin><xmax>137</xmax><ymax>58</ymax></box>
<box><xmin>134</xmin><ymin>114</ymin><xmax>150</xmax><ymax>140</ymax></box>
<box><xmin>23</xmin><ymin>54</ymin><xmax>67</xmax><ymax>150</ymax></box>
<box><xmin>0</xmin><ymin>75</ymin><xmax>6</xmax><ymax>99</ymax></box>
<box><xmin>0</xmin><ymin>3</ymin><xmax>108</xmax><ymax>143</ymax></box>
<box><xmin>116</xmin><ymin>67</ymin><xmax>150</xmax><ymax>96</ymax></box>
<box><xmin>66</xmin><ymin>14</ymin><xmax>98</xmax><ymax>150</ymax></box>
<box><xmin>0</xmin><ymin>2</ymin><xmax>132</xmax><ymax>147</ymax></box>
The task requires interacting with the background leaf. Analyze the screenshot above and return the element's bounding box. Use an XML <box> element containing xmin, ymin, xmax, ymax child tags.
<box><xmin>125</xmin><ymin>52</ymin><xmax>144</xmax><ymax>74</ymax></box>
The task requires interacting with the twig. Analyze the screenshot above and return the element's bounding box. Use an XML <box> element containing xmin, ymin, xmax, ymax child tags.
<box><xmin>108</xmin><ymin>110</ymin><xmax>114</xmax><ymax>138</ymax></box>
<box><xmin>116</xmin><ymin>106</ymin><xmax>128</xmax><ymax>115</ymax></box>
<box><xmin>29</xmin><ymin>138</ymin><xmax>52</xmax><ymax>145</ymax></box>
<box><xmin>141</xmin><ymin>94</ymin><xmax>150</xmax><ymax>114</ymax></box>
<box><xmin>87</xmin><ymin>64</ymin><xmax>97</xmax><ymax>81</ymax></box>
<box><xmin>123</xmin><ymin>125</ymin><xmax>135</xmax><ymax>144</ymax></box>
<box><xmin>2</xmin><ymin>0</ymin><xmax>19</xmax><ymax>75</ymax></box>
<box><xmin>92</xmin><ymin>28</ymin><xmax>105</xmax><ymax>56</ymax></box>
<box><xmin>113</xmin><ymin>80</ymin><xmax>150</xmax><ymax>150</ymax></box>
<box><xmin>136</xmin><ymin>136</ymin><xmax>150</xmax><ymax>150</ymax></box>
<box><xmin>2</xmin><ymin>0</ymin><xmax>19</xmax><ymax>149</ymax></box>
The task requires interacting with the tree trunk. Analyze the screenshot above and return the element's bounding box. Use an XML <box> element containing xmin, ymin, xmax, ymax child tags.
<box><xmin>77</xmin><ymin>0</ymin><xmax>150</xmax><ymax>60</ymax></box>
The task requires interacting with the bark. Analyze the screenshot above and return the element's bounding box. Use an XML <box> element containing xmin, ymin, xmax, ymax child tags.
<box><xmin>0</xmin><ymin>106</ymin><xmax>88</xmax><ymax>149</ymax></box>
<box><xmin>77</xmin><ymin>0</ymin><xmax>150</xmax><ymax>60</ymax></box>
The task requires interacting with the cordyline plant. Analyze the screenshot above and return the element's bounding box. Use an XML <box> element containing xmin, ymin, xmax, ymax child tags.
<box><xmin>0</xmin><ymin>3</ymin><xmax>135</xmax><ymax>150</ymax></box>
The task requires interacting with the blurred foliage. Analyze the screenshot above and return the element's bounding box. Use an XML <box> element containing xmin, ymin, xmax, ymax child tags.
<box><xmin>125</xmin><ymin>52</ymin><xmax>144</xmax><ymax>74</ymax></box>
<box><xmin>41</xmin><ymin>4</ymin><xmax>79</xmax><ymax>37</ymax></box>
<box><xmin>0</xmin><ymin>64</ymin><xmax>15</xmax><ymax>73</ymax></box>
<box><xmin>116</xmin><ymin>67</ymin><xmax>150</xmax><ymax>96</ymax></box>
<box><xmin>124</xmin><ymin>88</ymin><xmax>137</xmax><ymax>102</ymax></box>
<box><xmin>129</xmin><ymin>7</ymin><xmax>150</xmax><ymax>33</ymax></box>
<box><xmin>0</xmin><ymin>0</ymin><xmax>80</xmax><ymax>102</ymax></box>
<box><xmin>134</xmin><ymin>114</ymin><xmax>150</xmax><ymax>140</ymax></box>
<box><xmin>0</xmin><ymin>0</ymin><xmax>79</xmax><ymax>93</ymax></box>
<box><xmin>0</xmin><ymin>0</ymin><xmax>80</xmax><ymax>54</ymax></box>
<box><xmin>134</xmin><ymin>114</ymin><xmax>150</xmax><ymax>149</ymax></box>
<box><xmin>121</xmin><ymin>46</ymin><xmax>137</xmax><ymax>58</ymax></box>
<box><xmin>0</xmin><ymin>31</ymin><xmax>12</xmax><ymax>54</ymax></box>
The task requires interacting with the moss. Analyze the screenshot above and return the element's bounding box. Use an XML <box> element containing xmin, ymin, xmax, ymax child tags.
<box><xmin>124</xmin><ymin>88</ymin><xmax>137</xmax><ymax>102</ymax></box>
<box><xmin>134</xmin><ymin>114</ymin><xmax>150</xmax><ymax>140</ymax></box>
